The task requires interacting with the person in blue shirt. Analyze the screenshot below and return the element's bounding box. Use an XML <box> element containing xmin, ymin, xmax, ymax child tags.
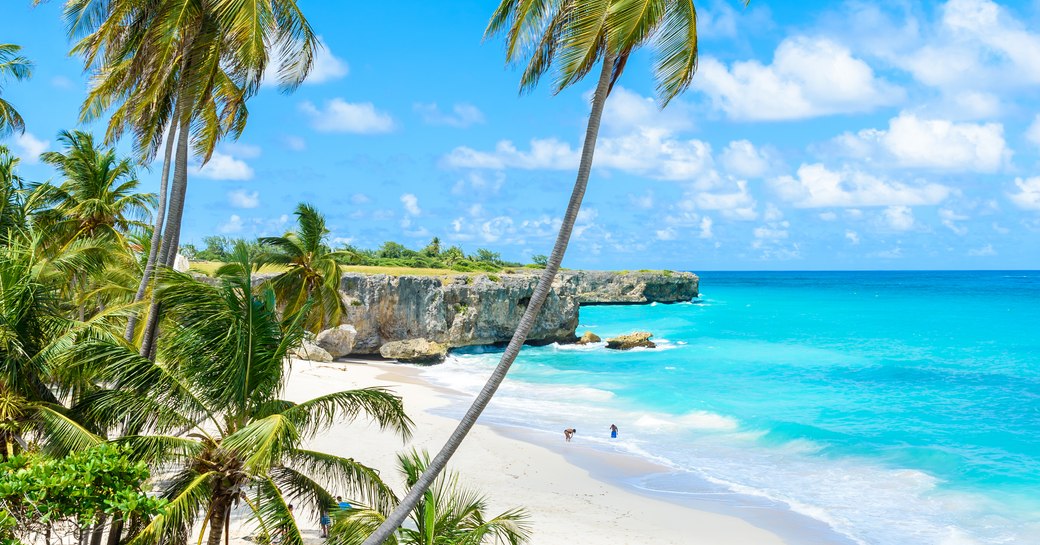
<box><xmin>610</xmin><ymin>423</ymin><xmax>619</xmax><ymax>439</ymax></box>
<box><xmin>336</xmin><ymin>495</ymin><xmax>352</xmax><ymax>511</ymax></box>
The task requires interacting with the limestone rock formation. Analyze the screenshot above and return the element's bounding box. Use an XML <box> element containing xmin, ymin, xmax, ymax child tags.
<box><xmin>576</xmin><ymin>331</ymin><xmax>601</xmax><ymax>345</ymax></box>
<box><xmin>379</xmin><ymin>338</ymin><xmax>448</xmax><ymax>363</ymax></box>
<box><xmin>559</xmin><ymin>270</ymin><xmax>698</xmax><ymax>304</ymax></box>
<box><xmin>289</xmin><ymin>340</ymin><xmax>333</xmax><ymax>362</ymax></box>
<box><xmin>605</xmin><ymin>332</ymin><xmax>656</xmax><ymax>350</ymax></box>
<box><xmin>316</xmin><ymin>324</ymin><xmax>357</xmax><ymax>358</ymax></box>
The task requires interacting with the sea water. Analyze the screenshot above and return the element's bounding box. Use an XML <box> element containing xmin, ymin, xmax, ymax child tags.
<box><xmin>419</xmin><ymin>271</ymin><xmax>1040</xmax><ymax>545</ymax></box>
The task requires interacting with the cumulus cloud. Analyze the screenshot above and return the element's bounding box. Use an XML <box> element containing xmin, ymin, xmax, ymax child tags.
<box><xmin>1008</xmin><ymin>177</ymin><xmax>1040</xmax><ymax>210</ymax></box>
<box><xmin>771</xmin><ymin>163</ymin><xmax>950</xmax><ymax>208</ymax></box>
<box><xmin>350</xmin><ymin>193</ymin><xmax>371</xmax><ymax>205</ymax></box>
<box><xmin>13</xmin><ymin>132</ymin><xmax>48</xmax><ymax>163</ymax></box>
<box><xmin>656</xmin><ymin>227</ymin><xmax>678</xmax><ymax>241</ymax></box>
<box><xmin>219</xmin><ymin>214</ymin><xmax>244</xmax><ymax>234</ymax></box>
<box><xmin>191</xmin><ymin>151</ymin><xmax>254</xmax><ymax>180</ymax></box>
<box><xmin>400</xmin><ymin>193</ymin><xmax>421</xmax><ymax>215</ymax></box>
<box><xmin>1026</xmin><ymin>115</ymin><xmax>1040</xmax><ymax>149</ymax></box>
<box><xmin>720</xmin><ymin>140</ymin><xmax>773</xmax><ymax>178</ymax></box>
<box><xmin>696</xmin><ymin>36</ymin><xmax>903</xmax><ymax>121</ymax></box>
<box><xmin>301</xmin><ymin>99</ymin><xmax>394</xmax><ymax>133</ymax></box>
<box><xmin>882</xmin><ymin>205</ymin><xmax>915</xmax><ymax>231</ymax></box>
<box><xmin>968</xmin><ymin>244</ymin><xmax>996</xmax><ymax>256</ymax></box>
<box><xmin>699</xmin><ymin>217</ymin><xmax>714</xmax><ymax>239</ymax></box>
<box><xmin>845</xmin><ymin>230</ymin><xmax>860</xmax><ymax>244</ymax></box>
<box><xmin>228</xmin><ymin>189</ymin><xmax>260</xmax><ymax>209</ymax></box>
<box><xmin>939</xmin><ymin>208</ymin><xmax>969</xmax><ymax>235</ymax></box>
<box><xmin>831</xmin><ymin>112</ymin><xmax>1010</xmax><ymax>172</ymax></box>
<box><xmin>414</xmin><ymin>103</ymin><xmax>485</xmax><ymax>128</ymax></box>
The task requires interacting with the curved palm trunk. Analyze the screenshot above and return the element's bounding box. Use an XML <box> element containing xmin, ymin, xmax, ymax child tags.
<box><xmin>360</xmin><ymin>51</ymin><xmax>617</xmax><ymax>545</ymax></box>
<box><xmin>140</xmin><ymin>112</ymin><xmax>191</xmax><ymax>358</ymax></box>
<box><xmin>124</xmin><ymin>115</ymin><xmax>178</xmax><ymax>342</ymax></box>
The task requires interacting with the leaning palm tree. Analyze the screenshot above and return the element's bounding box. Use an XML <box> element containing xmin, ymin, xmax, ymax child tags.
<box><xmin>65</xmin><ymin>245</ymin><xmax>413</xmax><ymax>545</ymax></box>
<box><xmin>362</xmin><ymin>1</ymin><xmax>709</xmax><ymax>542</ymax></box>
<box><xmin>259</xmin><ymin>203</ymin><xmax>351</xmax><ymax>332</ymax></box>
<box><xmin>0</xmin><ymin>44</ymin><xmax>32</xmax><ymax>137</ymax></box>
<box><xmin>330</xmin><ymin>450</ymin><xmax>530</xmax><ymax>545</ymax></box>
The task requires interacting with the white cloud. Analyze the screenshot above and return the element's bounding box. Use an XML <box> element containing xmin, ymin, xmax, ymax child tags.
<box><xmin>845</xmin><ymin>230</ymin><xmax>860</xmax><ymax>244</ymax></box>
<box><xmin>1026</xmin><ymin>115</ymin><xmax>1040</xmax><ymax>149</ymax></box>
<box><xmin>968</xmin><ymin>244</ymin><xmax>996</xmax><ymax>256</ymax></box>
<box><xmin>901</xmin><ymin>0</ymin><xmax>1040</xmax><ymax>91</ymax></box>
<box><xmin>301</xmin><ymin>99</ymin><xmax>394</xmax><ymax>133</ymax></box>
<box><xmin>191</xmin><ymin>151</ymin><xmax>254</xmax><ymax>180</ymax></box>
<box><xmin>692</xmin><ymin>180</ymin><xmax>758</xmax><ymax>220</ymax></box>
<box><xmin>832</xmin><ymin>112</ymin><xmax>1009</xmax><ymax>172</ymax></box>
<box><xmin>632</xmin><ymin>192</ymin><xmax>654</xmax><ymax>210</ymax></box>
<box><xmin>939</xmin><ymin>208</ymin><xmax>969</xmax><ymax>235</ymax></box>
<box><xmin>400</xmin><ymin>193</ymin><xmax>421</xmax><ymax>215</ymax></box>
<box><xmin>443</xmin><ymin>138</ymin><xmax>577</xmax><ymax>170</ymax></box>
<box><xmin>883</xmin><ymin>205</ymin><xmax>915</xmax><ymax>231</ymax></box>
<box><xmin>13</xmin><ymin>132</ymin><xmax>48</xmax><ymax>163</ymax></box>
<box><xmin>264</xmin><ymin>37</ymin><xmax>348</xmax><ymax>86</ymax></box>
<box><xmin>228</xmin><ymin>189</ymin><xmax>260</xmax><ymax>209</ymax></box>
<box><xmin>696</xmin><ymin>36</ymin><xmax>903</xmax><ymax>121</ymax></box>
<box><xmin>772</xmin><ymin>163</ymin><xmax>950</xmax><ymax>208</ymax></box>
<box><xmin>720</xmin><ymin>140</ymin><xmax>772</xmax><ymax>178</ymax></box>
<box><xmin>819</xmin><ymin>211</ymin><xmax>838</xmax><ymax>221</ymax></box>
<box><xmin>600</xmin><ymin>87</ymin><xmax>693</xmax><ymax>134</ymax></box>
<box><xmin>219</xmin><ymin>214</ymin><xmax>244</xmax><ymax>234</ymax></box>
<box><xmin>414</xmin><ymin>103</ymin><xmax>485</xmax><ymax>128</ymax></box>
<box><xmin>699</xmin><ymin>217</ymin><xmax>714</xmax><ymax>239</ymax></box>
<box><xmin>1008</xmin><ymin>177</ymin><xmax>1040</xmax><ymax>210</ymax></box>
<box><xmin>656</xmin><ymin>227</ymin><xmax>678</xmax><ymax>241</ymax></box>
<box><xmin>452</xmin><ymin>171</ymin><xmax>505</xmax><ymax>196</ymax></box>
<box><xmin>350</xmin><ymin>193</ymin><xmax>371</xmax><ymax>205</ymax></box>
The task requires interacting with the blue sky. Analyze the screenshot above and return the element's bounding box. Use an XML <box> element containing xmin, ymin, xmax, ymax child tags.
<box><xmin>3</xmin><ymin>0</ymin><xmax>1040</xmax><ymax>270</ymax></box>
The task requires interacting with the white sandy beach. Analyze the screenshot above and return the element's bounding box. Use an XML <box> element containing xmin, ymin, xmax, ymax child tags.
<box><xmin>238</xmin><ymin>358</ymin><xmax>790</xmax><ymax>545</ymax></box>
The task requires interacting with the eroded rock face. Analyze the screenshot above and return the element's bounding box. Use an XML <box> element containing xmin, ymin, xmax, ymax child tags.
<box><xmin>576</xmin><ymin>331</ymin><xmax>601</xmax><ymax>345</ymax></box>
<box><xmin>316</xmin><ymin>324</ymin><xmax>357</xmax><ymax>358</ymax></box>
<box><xmin>341</xmin><ymin>273</ymin><xmax>580</xmax><ymax>354</ymax></box>
<box><xmin>379</xmin><ymin>338</ymin><xmax>448</xmax><ymax>363</ymax></box>
<box><xmin>289</xmin><ymin>340</ymin><xmax>333</xmax><ymax>362</ymax></box>
<box><xmin>338</xmin><ymin>270</ymin><xmax>696</xmax><ymax>355</ymax></box>
<box><xmin>605</xmin><ymin>332</ymin><xmax>656</xmax><ymax>350</ymax></box>
<box><xmin>559</xmin><ymin>270</ymin><xmax>698</xmax><ymax>304</ymax></box>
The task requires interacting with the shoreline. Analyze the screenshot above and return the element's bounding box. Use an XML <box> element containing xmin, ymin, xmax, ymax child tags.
<box><xmin>273</xmin><ymin>358</ymin><xmax>851</xmax><ymax>544</ymax></box>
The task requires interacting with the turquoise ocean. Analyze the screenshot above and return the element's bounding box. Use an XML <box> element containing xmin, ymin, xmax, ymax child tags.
<box><xmin>420</xmin><ymin>271</ymin><xmax>1040</xmax><ymax>545</ymax></box>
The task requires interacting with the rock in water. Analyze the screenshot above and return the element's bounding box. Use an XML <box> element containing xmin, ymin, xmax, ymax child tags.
<box><xmin>576</xmin><ymin>331</ymin><xmax>601</xmax><ymax>345</ymax></box>
<box><xmin>316</xmin><ymin>324</ymin><xmax>357</xmax><ymax>358</ymax></box>
<box><xmin>379</xmin><ymin>338</ymin><xmax>449</xmax><ymax>364</ymax></box>
<box><xmin>605</xmin><ymin>332</ymin><xmax>656</xmax><ymax>350</ymax></box>
<box><xmin>289</xmin><ymin>340</ymin><xmax>333</xmax><ymax>362</ymax></box>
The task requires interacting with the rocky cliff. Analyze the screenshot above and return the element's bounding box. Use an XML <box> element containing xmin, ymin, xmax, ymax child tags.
<box><xmin>339</xmin><ymin>270</ymin><xmax>697</xmax><ymax>354</ymax></box>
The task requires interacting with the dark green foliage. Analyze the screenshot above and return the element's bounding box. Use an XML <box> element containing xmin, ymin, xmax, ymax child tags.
<box><xmin>530</xmin><ymin>254</ymin><xmax>548</xmax><ymax>268</ymax></box>
<box><xmin>0</xmin><ymin>444</ymin><xmax>164</xmax><ymax>545</ymax></box>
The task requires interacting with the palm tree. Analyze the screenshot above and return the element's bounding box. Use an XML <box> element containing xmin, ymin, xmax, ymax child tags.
<box><xmin>0</xmin><ymin>44</ymin><xmax>32</xmax><ymax>137</ymax></box>
<box><xmin>259</xmin><ymin>203</ymin><xmax>351</xmax><ymax>332</ymax></box>
<box><xmin>0</xmin><ymin>145</ymin><xmax>27</xmax><ymax>239</ymax></box>
<box><xmin>329</xmin><ymin>450</ymin><xmax>531</xmax><ymax>545</ymax></box>
<box><xmin>361</xmin><ymin>1</ymin><xmax>709</xmax><ymax>542</ymax></box>
<box><xmin>66</xmin><ymin>244</ymin><xmax>413</xmax><ymax>545</ymax></box>
<box><xmin>37</xmin><ymin>130</ymin><xmax>155</xmax><ymax>245</ymax></box>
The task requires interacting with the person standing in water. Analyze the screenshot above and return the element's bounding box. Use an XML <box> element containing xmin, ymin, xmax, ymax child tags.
<box><xmin>564</xmin><ymin>428</ymin><xmax>576</xmax><ymax>442</ymax></box>
<box><xmin>610</xmin><ymin>424</ymin><xmax>619</xmax><ymax>439</ymax></box>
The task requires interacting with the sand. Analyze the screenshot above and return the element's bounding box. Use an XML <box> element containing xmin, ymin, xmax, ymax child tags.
<box><xmin>249</xmin><ymin>358</ymin><xmax>790</xmax><ymax>545</ymax></box>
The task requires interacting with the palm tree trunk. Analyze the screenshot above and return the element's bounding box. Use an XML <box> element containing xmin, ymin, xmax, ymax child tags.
<box><xmin>206</xmin><ymin>500</ymin><xmax>228</xmax><ymax>545</ymax></box>
<box><xmin>105</xmin><ymin>518</ymin><xmax>123</xmax><ymax>545</ymax></box>
<box><xmin>140</xmin><ymin>111</ymin><xmax>190</xmax><ymax>358</ymax></box>
<box><xmin>124</xmin><ymin>115</ymin><xmax>178</xmax><ymax>342</ymax></box>
<box><xmin>360</xmin><ymin>51</ymin><xmax>617</xmax><ymax>545</ymax></box>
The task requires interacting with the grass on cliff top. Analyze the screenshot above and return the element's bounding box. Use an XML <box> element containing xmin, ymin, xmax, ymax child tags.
<box><xmin>190</xmin><ymin>261</ymin><xmax>466</xmax><ymax>277</ymax></box>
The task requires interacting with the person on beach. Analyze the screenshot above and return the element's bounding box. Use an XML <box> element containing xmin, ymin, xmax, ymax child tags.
<box><xmin>320</xmin><ymin>508</ymin><xmax>331</xmax><ymax>538</ymax></box>
<box><xmin>564</xmin><ymin>428</ymin><xmax>576</xmax><ymax>442</ymax></box>
<box><xmin>610</xmin><ymin>423</ymin><xmax>619</xmax><ymax>438</ymax></box>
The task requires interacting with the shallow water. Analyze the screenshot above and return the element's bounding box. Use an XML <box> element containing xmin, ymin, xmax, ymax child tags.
<box><xmin>421</xmin><ymin>271</ymin><xmax>1040</xmax><ymax>545</ymax></box>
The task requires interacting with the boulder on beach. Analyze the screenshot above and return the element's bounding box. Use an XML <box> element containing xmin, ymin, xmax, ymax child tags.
<box><xmin>576</xmin><ymin>331</ymin><xmax>601</xmax><ymax>345</ymax></box>
<box><xmin>316</xmin><ymin>324</ymin><xmax>357</xmax><ymax>358</ymax></box>
<box><xmin>605</xmin><ymin>332</ymin><xmax>655</xmax><ymax>350</ymax></box>
<box><xmin>289</xmin><ymin>340</ymin><xmax>333</xmax><ymax>362</ymax></box>
<box><xmin>379</xmin><ymin>338</ymin><xmax>449</xmax><ymax>364</ymax></box>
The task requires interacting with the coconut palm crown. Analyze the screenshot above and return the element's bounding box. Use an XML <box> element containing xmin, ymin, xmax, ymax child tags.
<box><xmin>0</xmin><ymin>44</ymin><xmax>32</xmax><ymax>136</ymax></box>
<box><xmin>259</xmin><ymin>203</ymin><xmax>351</xmax><ymax>333</ymax></box>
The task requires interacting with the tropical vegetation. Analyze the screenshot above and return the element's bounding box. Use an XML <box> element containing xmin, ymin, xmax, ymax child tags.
<box><xmin>329</xmin><ymin>451</ymin><xmax>531</xmax><ymax>545</ymax></box>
